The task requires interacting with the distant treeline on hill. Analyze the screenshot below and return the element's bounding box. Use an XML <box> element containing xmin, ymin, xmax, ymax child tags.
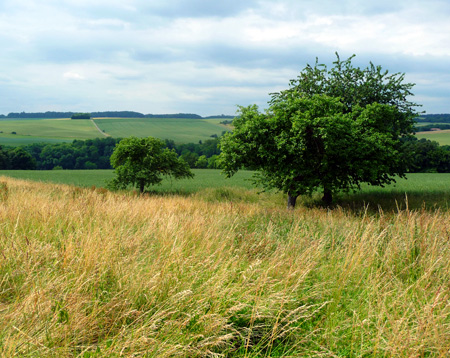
<box><xmin>416</xmin><ymin>114</ymin><xmax>450</xmax><ymax>123</ymax></box>
<box><xmin>0</xmin><ymin>111</ymin><xmax>235</xmax><ymax>119</ymax></box>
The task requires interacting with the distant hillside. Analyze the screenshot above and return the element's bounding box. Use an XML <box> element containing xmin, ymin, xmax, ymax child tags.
<box><xmin>0</xmin><ymin>111</ymin><xmax>234</xmax><ymax>119</ymax></box>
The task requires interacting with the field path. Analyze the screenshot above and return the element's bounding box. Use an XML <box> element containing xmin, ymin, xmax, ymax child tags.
<box><xmin>91</xmin><ymin>119</ymin><xmax>110</xmax><ymax>137</ymax></box>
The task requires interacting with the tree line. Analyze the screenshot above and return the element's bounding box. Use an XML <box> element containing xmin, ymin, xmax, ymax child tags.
<box><xmin>0</xmin><ymin>137</ymin><xmax>223</xmax><ymax>170</ymax></box>
<box><xmin>0</xmin><ymin>111</ymin><xmax>233</xmax><ymax>119</ymax></box>
<box><xmin>416</xmin><ymin>114</ymin><xmax>450</xmax><ymax>123</ymax></box>
<box><xmin>414</xmin><ymin>124</ymin><xmax>450</xmax><ymax>132</ymax></box>
<box><xmin>0</xmin><ymin>134</ymin><xmax>448</xmax><ymax>174</ymax></box>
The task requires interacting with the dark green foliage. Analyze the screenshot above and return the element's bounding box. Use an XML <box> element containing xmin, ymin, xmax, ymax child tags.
<box><xmin>0</xmin><ymin>146</ymin><xmax>9</xmax><ymax>169</ymax></box>
<box><xmin>20</xmin><ymin>137</ymin><xmax>121</xmax><ymax>170</ymax></box>
<box><xmin>71</xmin><ymin>113</ymin><xmax>91</xmax><ymax>119</ymax></box>
<box><xmin>0</xmin><ymin>145</ymin><xmax>36</xmax><ymax>169</ymax></box>
<box><xmin>416</xmin><ymin>114</ymin><xmax>450</xmax><ymax>123</ymax></box>
<box><xmin>109</xmin><ymin>137</ymin><xmax>194</xmax><ymax>193</ymax></box>
<box><xmin>8</xmin><ymin>147</ymin><xmax>36</xmax><ymax>169</ymax></box>
<box><xmin>220</xmin><ymin>54</ymin><xmax>420</xmax><ymax>207</ymax></box>
<box><xmin>402</xmin><ymin>137</ymin><xmax>450</xmax><ymax>173</ymax></box>
<box><xmin>414</xmin><ymin>123</ymin><xmax>450</xmax><ymax>131</ymax></box>
<box><xmin>144</xmin><ymin>113</ymin><xmax>202</xmax><ymax>119</ymax></box>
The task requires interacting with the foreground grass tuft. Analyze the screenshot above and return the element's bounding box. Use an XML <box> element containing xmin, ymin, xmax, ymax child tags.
<box><xmin>1</xmin><ymin>178</ymin><xmax>450</xmax><ymax>357</ymax></box>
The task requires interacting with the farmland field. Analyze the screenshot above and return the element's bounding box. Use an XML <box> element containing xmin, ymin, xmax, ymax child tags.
<box><xmin>94</xmin><ymin>117</ymin><xmax>230</xmax><ymax>143</ymax></box>
<box><xmin>416</xmin><ymin>129</ymin><xmax>450</xmax><ymax>145</ymax></box>
<box><xmin>0</xmin><ymin>118</ymin><xmax>102</xmax><ymax>144</ymax></box>
<box><xmin>0</xmin><ymin>117</ymin><xmax>231</xmax><ymax>146</ymax></box>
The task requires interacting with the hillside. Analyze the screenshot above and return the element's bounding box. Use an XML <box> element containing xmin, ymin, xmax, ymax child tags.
<box><xmin>0</xmin><ymin>116</ymin><xmax>231</xmax><ymax>146</ymax></box>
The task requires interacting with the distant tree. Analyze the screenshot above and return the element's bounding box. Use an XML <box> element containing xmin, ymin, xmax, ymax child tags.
<box><xmin>8</xmin><ymin>147</ymin><xmax>36</xmax><ymax>169</ymax></box>
<box><xmin>71</xmin><ymin>113</ymin><xmax>91</xmax><ymax>119</ymax></box>
<box><xmin>109</xmin><ymin>137</ymin><xmax>193</xmax><ymax>193</ymax></box>
<box><xmin>180</xmin><ymin>151</ymin><xmax>199</xmax><ymax>168</ymax></box>
<box><xmin>0</xmin><ymin>146</ymin><xmax>10</xmax><ymax>169</ymax></box>
<box><xmin>195</xmin><ymin>155</ymin><xmax>208</xmax><ymax>168</ymax></box>
<box><xmin>220</xmin><ymin>54</ymin><xmax>420</xmax><ymax>208</ymax></box>
<box><xmin>402</xmin><ymin>137</ymin><xmax>450</xmax><ymax>173</ymax></box>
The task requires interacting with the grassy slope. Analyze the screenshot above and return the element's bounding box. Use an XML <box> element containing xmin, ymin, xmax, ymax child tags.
<box><xmin>416</xmin><ymin>129</ymin><xmax>450</xmax><ymax>145</ymax></box>
<box><xmin>0</xmin><ymin>117</ymin><xmax>231</xmax><ymax>146</ymax></box>
<box><xmin>0</xmin><ymin>118</ymin><xmax>100</xmax><ymax>142</ymax></box>
<box><xmin>0</xmin><ymin>177</ymin><xmax>449</xmax><ymax>357</ymax></box>
<box><xmin>94</xmin><ymin>117</ymin><xmax>230</xmax><ymax>143</ymax></box>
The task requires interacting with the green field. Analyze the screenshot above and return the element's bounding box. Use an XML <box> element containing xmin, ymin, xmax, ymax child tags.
<box><xmin>94</xmin><ymin>117</ymin><xmax>230</xmax><ymax>143</ymax></box>
<box><xmin>0</xmin><ymin>170</ymin><xmax>448</xmax><ymax>211</ymax></box>
<box><xmin>416</xmin><ymin>129</ymin><xmax>450</xmax><ymax>145</ymax></box>
<box><xmin>0</xmin><ymin>169</ymin><xmax>255</xmax><ymax>192</ymax></box>
<box><xmin>0</xmin><ymin>117</ymin><xmax>231</xmax><ymax>146</ymax></box>
<box><xmin>0</xmin><ymin>118</ymin><xmax>101</xmax><ymax>146</ymax></box>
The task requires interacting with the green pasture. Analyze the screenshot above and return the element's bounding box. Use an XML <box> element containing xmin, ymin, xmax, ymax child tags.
<box><xmin>0</xmin><ymin>170</ymin><xmax>448</xmax><ymax>211</ymax></box>
<box><xmin>94</xmin><ymin>117</ymin><xmax>230</xmax><ymax>143</ymax></box>
<box><xmin>0</xmin><ymin>118</ymin><xmax>101</xmax><ymax>146</ymax></box>
<box><xmin>416</xmin><ymin>129</ymin><xmax>450</xmax><ymax>145</ymax></box>
<box><xmin>0</xmin><ymin>134</ymin><xmax>72</xmax><ymax>146</ymax></box>
<box><xmin>0</xmin><ymin>169</ymin><xmax>255</xmax><ymax>192</ymax></box>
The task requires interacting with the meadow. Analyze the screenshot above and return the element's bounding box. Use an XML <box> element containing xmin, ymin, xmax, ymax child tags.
<box><xmin>0</xmin><ymin>175</ymin><xmax>450</xmax><ymax>357</ymax></box>
<box><xmin>416</xmin><ymin>129</ymin><xmax>450</xmax><ymax>145</ymax></box>
<box><xmin>0</xmin><ymin>117</ymin><xmax>230</xmax><ymax>147</ymax></box>
<box><xmin>93</xmin><ymin>117</ymin><xmax>229</xmax><ymax>143</ymax></box>
<box><xmin>0</xmin><ymin>170</ymin><xmax>448</xmax><ymax>212</ymax></box>
<box><xmin>0</xmin><ymin>118</ymin><xmax>101</xmax><ymax>145</ymax></box>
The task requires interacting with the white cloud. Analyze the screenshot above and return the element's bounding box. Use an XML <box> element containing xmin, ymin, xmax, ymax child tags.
<box><xmin>0</xmin><ymin>0</ymin><xmax>449</xmax><ymax>115</ymax></box>
<box><xmin>63</xmin><ymin>72</ymin><xmax>85</xmax><ymax>80</ymax></box>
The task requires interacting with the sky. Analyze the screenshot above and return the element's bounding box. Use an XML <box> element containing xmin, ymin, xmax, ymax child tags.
<box><xmin>1</xmin><ymin>0</ymin><xmax>449</xmax><ymax>116</ymax></box>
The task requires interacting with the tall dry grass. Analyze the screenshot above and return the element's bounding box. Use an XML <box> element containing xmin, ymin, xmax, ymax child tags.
<box><xmin>0</xmin><ymin>177</ymin><xmax>450</xmax><ymax>357</ymax></box>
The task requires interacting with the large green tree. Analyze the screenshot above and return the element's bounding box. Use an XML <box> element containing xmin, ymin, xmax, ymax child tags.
<box><xmin>220</xmin><ymin>54</ymin><xmax>420</xmax><ymax>207</ymax></box>
<box><xmin>109</xmin><ymin>137</ymin><xmax>193</xmax><ymax>193</ymax></box>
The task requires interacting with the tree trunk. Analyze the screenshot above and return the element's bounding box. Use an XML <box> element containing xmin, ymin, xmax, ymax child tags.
<box><xmin>322</xmin><ymin>187</ymin><xmax>332</xmax><ymax>206</ymax></box>
<box><xmin>139</xmin><ymin>181</ymin><xmax>145</xmax><ymax>194</ymax></box>
<box><xmin>287</xmin><ymin>193</ymin><xmax>298</xmax><ymax>209</ymax></box>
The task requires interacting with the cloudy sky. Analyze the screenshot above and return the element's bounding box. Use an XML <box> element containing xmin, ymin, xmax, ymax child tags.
<box><xmin>1</xmin><ymin>0</ymin><xmax>449</xmax><ymax>116</ymax></box>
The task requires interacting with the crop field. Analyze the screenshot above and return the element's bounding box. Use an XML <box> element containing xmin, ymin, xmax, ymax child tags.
<box><xmin>0</xmin><ymin>118</ymin><xmax>101</xmax><ymax>146</ymax></box>
<box><xmin>416</xmin><ymin>129</ymin><xmax>450</xmax><ymax>145</ymax></box>
<box><xmin>0</xmin><ymin>117</ymin><xmax>230</xmax><ymax>146</ymax></box>
<box><xmin>1</xmin><ymin>175</ymin><xmax>450</xmax><ymax>356</ymax></box>
<box><xmin>0</xmin><ymin>134</ymin><xmax>73</xmax><ymax>146</ymax></box>
<box><xmin>93</xmin><ymin>117</ymin><xmax>230</xmax><ymax>143</ymax></box>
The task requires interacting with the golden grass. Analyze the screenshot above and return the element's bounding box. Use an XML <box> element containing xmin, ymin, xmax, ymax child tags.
<box><xmin>1</xmin><ymin>177</ymin><xmax>450</xmax><ymax>357</ymax></box>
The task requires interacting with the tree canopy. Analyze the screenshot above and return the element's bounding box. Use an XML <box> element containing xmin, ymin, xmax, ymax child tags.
<box><xmin>220</xmin><ymin>54</ymin><xmax>420</xmax><ymax>207</ymax></box>
<box><xmin>109</xmin><ymin>137</ymin><xmax>193</xmax><ymax>193</ymax></box>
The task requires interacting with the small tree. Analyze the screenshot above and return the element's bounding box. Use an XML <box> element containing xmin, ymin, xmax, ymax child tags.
<box><xmin>220</xmin><ymin>54</ymin><xmax>420</xmax><ymax>208</ymax></box>
<box><xmin>109</xmin><ymin>137</ymin><xmax>193</xmax><ymax>193</ymax></box>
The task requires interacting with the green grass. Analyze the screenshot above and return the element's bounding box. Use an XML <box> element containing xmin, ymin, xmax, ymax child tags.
<box><xmin>0</xmin><ymin>118</ymin><xmax>101</xmax><ymax>146</ymax></box>
<box><xmin>0</xmin><ymin>170</ymin><xmax>448</xmax><ymax>211</ymax></box>
<box><xmin>94</xmin><ymin>117</ymin><xmax>230</xmax><ymax>143</ymax></box>
<box><xmin>416</xmin><ymin>129</ymin><xmax>450</xmax><ymax>145</ymax></box>
<box><xmin>0</xmin><ymin>134</ymin><xmax>73</xmax><ymax>146</ymax></box>
<box><xmin>0</xmin><ymin>169</ymin><xmax>255</xmax><ymax>192</ymax></box>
